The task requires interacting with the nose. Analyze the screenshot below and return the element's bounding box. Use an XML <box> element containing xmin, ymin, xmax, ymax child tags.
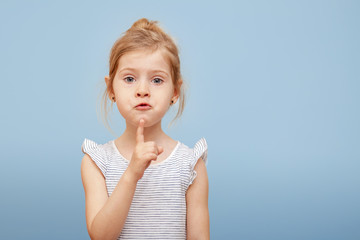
<box><xmin>136</xmin><ymin>80</ymin><xmax>150</xmax><ymax>98</ymax></box>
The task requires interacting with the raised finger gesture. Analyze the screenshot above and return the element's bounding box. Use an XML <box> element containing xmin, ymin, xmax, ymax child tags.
<box><xmin>127</xmin><ymin>119</ymin><xmax>164</xmax><ymax>181</ymax></box>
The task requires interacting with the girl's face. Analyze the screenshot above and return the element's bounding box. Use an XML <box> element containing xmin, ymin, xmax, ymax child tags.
<box><xmin>110</xmin><ymin>49</ymin><xmax>178</xmax><ymax>128</ymax></box>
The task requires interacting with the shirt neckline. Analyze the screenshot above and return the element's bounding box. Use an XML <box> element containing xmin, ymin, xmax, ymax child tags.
<box><xmin>111</xmin><ymin>140</ymin><xmax>181</xmax><ymax>167</ymax></box>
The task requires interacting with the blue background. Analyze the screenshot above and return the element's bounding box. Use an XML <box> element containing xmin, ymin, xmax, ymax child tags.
<box><xmin>1</xmin><ymin>0</ymin><xmax>359</xmax><ymax>239</ymax></box>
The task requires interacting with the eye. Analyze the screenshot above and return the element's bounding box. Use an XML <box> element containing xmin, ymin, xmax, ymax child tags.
<box><xmin>152</xmin><ymin>78</ymin><xmax>164</xmax><ymax>84</ymax></box>
<box><xmin>124</xmin><ymin>76</ymin><xmax>135</xmax><ymax>83</ymax></box>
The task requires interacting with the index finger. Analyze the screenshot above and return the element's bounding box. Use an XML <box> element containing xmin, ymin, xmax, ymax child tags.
<box><xmin>136</xmin><ymin>118</ymin><xmax>145</xmax><ymax>143</ymax></box>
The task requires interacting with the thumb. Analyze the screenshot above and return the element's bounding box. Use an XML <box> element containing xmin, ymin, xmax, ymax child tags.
<box><xmin>157</xmin><ymin>146</ymin><xmax>164</xmax><ymax>155</ymax></box>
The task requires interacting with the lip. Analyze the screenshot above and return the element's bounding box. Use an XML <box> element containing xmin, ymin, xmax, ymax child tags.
<box><xmin>135</xmin><ymin>102</ymin><xmax>152</xmax><ymax>110</ymax></box>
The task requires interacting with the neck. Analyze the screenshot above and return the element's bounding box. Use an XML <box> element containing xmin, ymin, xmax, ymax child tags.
<box><xmin>120</xmin><ymin>119</ymin><xmax>166</xmax><ymax>146</ymax></box>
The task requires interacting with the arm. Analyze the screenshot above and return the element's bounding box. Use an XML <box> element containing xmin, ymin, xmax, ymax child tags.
<box><xmin>81</xmin><ymin>154</ymin><xmax>138</xmax><ymax>240</ymax></box>
<box><xmin>186</xmin><ymin>157</ymin><xmax>210</xmax><ymax>240</ymax></box>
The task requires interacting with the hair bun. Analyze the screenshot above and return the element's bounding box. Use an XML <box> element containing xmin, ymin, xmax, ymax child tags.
<box><xmin>130</xmin><ymin>18</ymin><xmax>158</xmax><ymax>31</ymax></box>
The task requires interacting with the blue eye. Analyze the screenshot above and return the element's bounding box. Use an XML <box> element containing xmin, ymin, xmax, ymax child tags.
<box><xmin>124</xmin><ymin>77</ymin><xmax>135</xmax><ymax>83</ymax></box>
<box><xmin>152</xmin><ymin>78</ymin><xmax>163</xmax><ymax>84</ymax></box>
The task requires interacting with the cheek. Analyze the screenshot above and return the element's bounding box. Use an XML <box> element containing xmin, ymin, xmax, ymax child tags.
<box><xmin>114</xmin><ymin>90</ymin><xmax>131</xmax><ymax>111</ymax></box>
<box><xmin>158</xmin><ymin>92</ymin><xmax>173</xmax><ymax>108</ymax></box>
<box><xmin>113</xmin><ymin>84</ymin><xmax>131</xmax><ymax>100</ymax></box>
<box><xmin>115</xmin><ymin>99</ymin><xmax>131</xmax><ymax>120</ymax></box>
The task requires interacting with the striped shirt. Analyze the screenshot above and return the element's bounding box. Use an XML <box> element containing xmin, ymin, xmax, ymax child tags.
<box><xmin>81</xmin><ymin>138</ymin><xmax>208</xmax><ymax>239</ymax></box>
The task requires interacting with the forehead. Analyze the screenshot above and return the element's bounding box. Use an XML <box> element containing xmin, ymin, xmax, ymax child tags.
<box><xmin>117</xmin><ymin>49</ymin><xmax>171</xmax><ymax>74</ymax></box>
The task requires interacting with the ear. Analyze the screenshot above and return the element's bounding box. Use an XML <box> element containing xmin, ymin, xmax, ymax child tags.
<box><xmin>104</xmin><ymin>76</ymin><xmax>114</xmax><ymax>99</ymax></box>
<box><xmin>172</xmin><ymin>79</ymin><xmax>183</xmax><ymax>104</ymax></box>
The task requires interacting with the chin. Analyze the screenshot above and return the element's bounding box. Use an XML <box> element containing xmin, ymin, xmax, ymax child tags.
<box><xmin>145</xmin><ymin>119</ymin><xmax>162</xmax><ymax>128</ymax></box>
<box><xmin>123</xmin><ymin>116</ymin><xmax>150</xmax><ymax>127</ymax></box>
<box><xmin>142</xmin><ymin>117</ymin><xmax>163</xmax><ymax>128</ymax></box>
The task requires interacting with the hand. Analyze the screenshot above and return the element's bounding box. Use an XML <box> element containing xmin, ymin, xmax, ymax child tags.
<box><xmin>126</xmin><ymin>119</ymin><xmax>164</xmax><ymax>182</ymax></box>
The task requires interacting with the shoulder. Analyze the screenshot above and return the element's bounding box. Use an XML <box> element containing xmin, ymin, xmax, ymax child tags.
<box><xmin>81</xmin><ymin>138</ymin><xmax>114</xmax><ymax>178</ymax></box>
<box><xmin>178</xmin><ymin>138</ymin><xmax>208</xmax><ymax>160</ymax></box>
<box><xmin>192</xmin><ymin>137</ymin><xmax>208</xmax><ymax>165</ymax></box>
<box><xmin>177</xmin><ymin>138</ymin><xmax>208</xmax><ymax>190</ymax></box>
<box><xmin>185</xmin><ymin>137</ymin><xmax>208</xmax><ymax>170</ymax></box>
<box><xmin>81</xmin><ymin>138</ymin><xmax>114</xmax><ymax>156</ymax></box>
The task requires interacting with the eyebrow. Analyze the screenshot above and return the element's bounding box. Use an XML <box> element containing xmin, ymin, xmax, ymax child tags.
<box><xmin>118</xmin><ymin>67</ymin><xmax>169</xmax><ymax>77</ymax></box>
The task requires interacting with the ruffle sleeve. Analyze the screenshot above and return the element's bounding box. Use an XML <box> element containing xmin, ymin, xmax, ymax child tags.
<box><xmin>81</xmin><ymin>138</ymin><xmax>107</xmax><ymax>177</ymax></box>
<box><xmin>188</xmin><ymin>137</ymin><xmax>208</xmax><ymax>188</ymax></box>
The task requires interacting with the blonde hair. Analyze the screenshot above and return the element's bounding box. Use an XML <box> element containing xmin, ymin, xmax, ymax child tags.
<box><xmin>100</xmin><ymin>18</ymin><xmax>186</xmax><ymax>132</ymax></box>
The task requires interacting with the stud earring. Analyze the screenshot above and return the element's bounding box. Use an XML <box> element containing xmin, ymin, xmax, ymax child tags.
<box><xmin>112</xmin><ymin>97</ymin><xmax>115</xmax><ymax>102</ymax></box>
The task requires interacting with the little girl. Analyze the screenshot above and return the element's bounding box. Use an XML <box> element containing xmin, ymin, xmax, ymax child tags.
<box><xmin>81</xmin><ymin>18</ymin><xmax>209</xmax><ymax>240</ymax></box>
